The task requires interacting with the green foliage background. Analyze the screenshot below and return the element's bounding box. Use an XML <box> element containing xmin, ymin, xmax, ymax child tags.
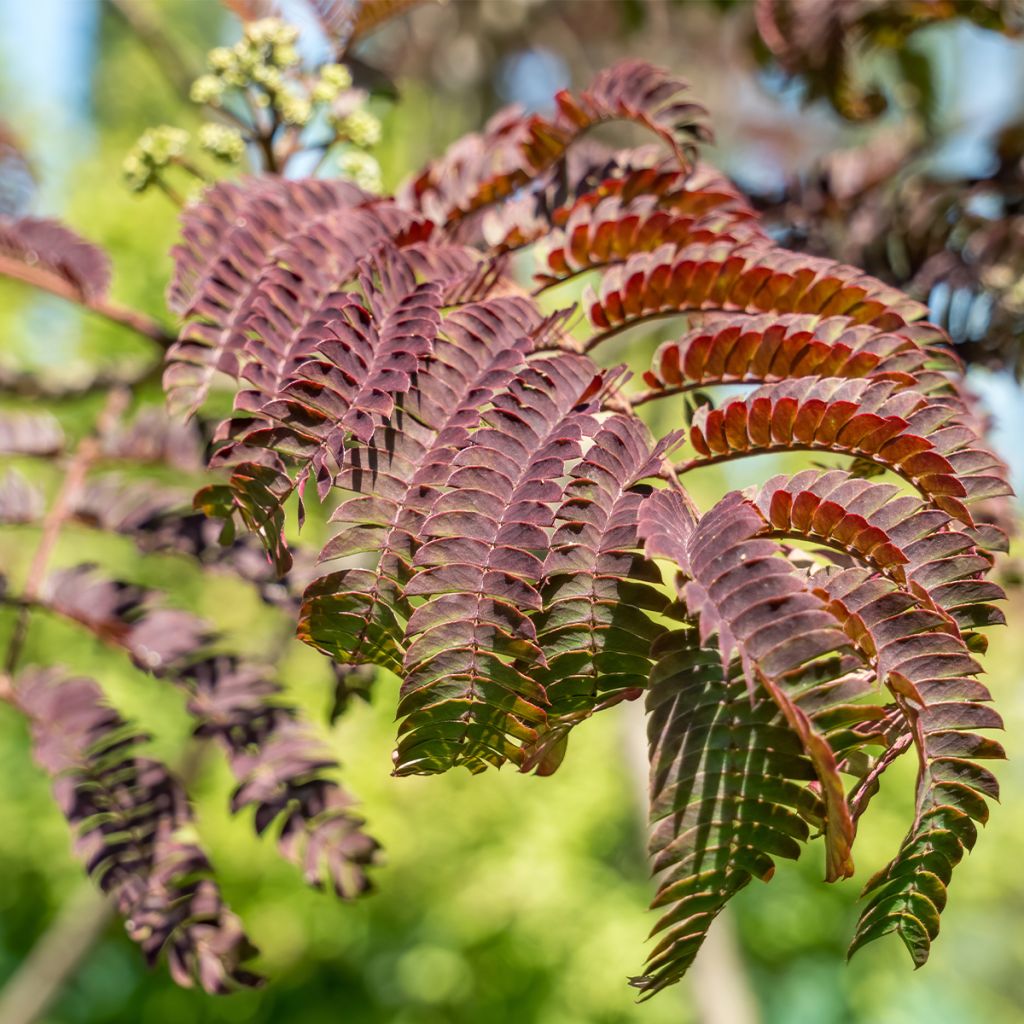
<box><xmin>1</xmin><ymin>4</ymin><xmax>1023</xmax><ymax>1022</ymax></box>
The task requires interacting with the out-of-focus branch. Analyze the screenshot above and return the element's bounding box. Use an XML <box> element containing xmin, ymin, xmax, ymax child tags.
<box><xmin>104</xmin><ymin>0</ymin><xmax>200</xmax><ymax>99</ymax></box>
<box><xmin>0</xmin><ymin>882</ymin><xmax>115</xmax><ymax>1024</ymax></box>
<box><xmin>2</xmin><ymin>388</ymin><xmax>130</xmax><ymax>682</ymax></box>
<box><xmin>0</xmin><ymin>254</ymin><xmax>175</xmax><ymax>348</ymax></box>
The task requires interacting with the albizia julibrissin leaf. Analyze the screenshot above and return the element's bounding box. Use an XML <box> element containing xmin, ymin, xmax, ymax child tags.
<box><xmin>522</xmin><ymin>414</ymin><xmax>677</xmax><ymax>775</ymax></box>
<box><xmin>300</xmin><ymin>295</ymin><xmax>539</xmax><ymax>673</ymax></box>
<box><xmin>583</xmin><ymin>240</ymin><xmax>927</xmax><ymax>350</ymax></box>
<box><xmin>750</xmin><ymin>469</ymin><xmax>1007</xmax><ymax>628</ymax></box>
<box><xmin>185</xmin><ymin>657</ymin><xmax>379</xmax><ymax>898</ymax></box>
<box><xmin>639</xmin><ymin>487</ymin><xmax>859</xmax><ymax>884</ymax></box>
<box><xmin>394</xmin><ymin>353</ymin><xmax>612</xmax><ymax>776</ymax></box>
<box><xmin>211</xmin><ymin>244</ymin><xmax>445</xmax><ymax>511</ymax></box>
<box><xmin>302</xmin><ymin>0</ymin><xmax>427</xmax><ymax>51</ymax></box>
<box><xmin>641</xmin><ymin>313</ymin><xmax>958</xmax><ymax>395</ymax></box>
<box><xmin>533</xmin><ymin>189</ymin><xmax>764</xmax><ymax>290</ymax></box>
<box><xmin>195</xmin><ymin>460</ymin><xmax>295</xmax><ymax>575</ymax></box>
<box><xmin>403</xmin><ymin>60</ymin><xmax>711</xmax><ymax>226</ymax></box>
<box><xmin>636</xmin><ymin>464</ymin><xmax>1007</xmax><ymax>971</ymax></box>
<box><xmin>0</xmin><ymin>216</ymin><xmax>111</xmax><ymax>300</ymax></box>
<box><xmin>35</xmin><ymin>567</ymin><xmax>380</xmax><ymax>897</ymax></box>
<box><xmin>681</xmin><ymin>375</ymin><xmax>1010</xmax><ymax>523</ymax></box>
<box><xmin>629</xmin><ymin>628</ymin><xmax>826</xmax><ymax>997</ymax></box>
<box><xmin>164</xmin><ymin>177</ymin><xmax>370</xmax><ymax>417</ymax></box>
<box><xmin>488</xmin><ymin>156</ymin><xmax>758</xmax><ymax>259</ymax></box>
<box><xmin>228</xmin><ymin>206</ymin><xmax>443</xmax><ymax>426</ymax></box>
<box><xmin>162</xmin><ymin>56</ymin><xmax>1010</xmax><ymax>995</ymax></box>
<box><xmin>16</xmin><ymin>668</ymin><xmax>261</xmax><ymax>993</ymax></box>
<box><xmin>0</xmin><ymin>410</ymin><xmax>65</xmax><ymax>456</ymax></box>
<box><xmin>810</xmin><ymin>563</ymin><xmax>1004</xmax><ymax>966</ymax></box>
<box><xmin>0</xmin><ymin>467</ymin><xmax>44</xmax><ymax>524</ymax></box>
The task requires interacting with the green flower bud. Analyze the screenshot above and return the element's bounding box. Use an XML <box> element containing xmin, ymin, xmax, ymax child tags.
<box><xmin>340</xmin><ymin>108</ymin><xmax>381</xmax><ymax>148</ymax></box>
<box><xmin>190</xmin><ymin>74</ymin><xmax>225</xmax><ymax>106</ymax></box>
<box><xmin>338</xmin><ymin>150</ymin><xmax>382</xmax><ymax>193</ymax></box>
<box><xmin>122</xmin><ymin>125</ymin><xmax>190</xmax><ymax>192</ymax></box>
<box><xmin>222</xmin><ymin>63</ymin><xmax>249</xmax><ymax>88</ymax></box>
<box><xmin>319</xmin><ymin>62</ymin><xmax>353</xmax><ymax>92</ymax></box>
<box><xmin>252</xmin><ymin>64</ymin><xmax>284</xmax><ymax>92</ymax></box>
<box><xmin>140</xmin><ymin>125</ymin><xmax>190</xmax><ymax>163</ymax></box>
<box><xmin>122</xmin><ymin>152</ymin><xmax>150</xmax><ymax>192</ymax></box>
<box><xmin>272</xmin><ymin>42</ymin><xmax>300</xmax><ymax>68</ymax></box>
<box><xmin>198</xmin><ymin>123</ymin><xmax>246</xmax><ymax>163</ymax></box>
<box><xmin>207</xmin><ymin>46</ymin><xmax>235</xmax><ymax>72</ymax></box>
<box><xmin>278</xmin><ymin>91</ymin><xmax>311</xmax><ymax>126</ymax></box>
<box><xmin>246</xmin><ymin>18</ymin><xmax>279</xmax><ymax>46</ymax></box>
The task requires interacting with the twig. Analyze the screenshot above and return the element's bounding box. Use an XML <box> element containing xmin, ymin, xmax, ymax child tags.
<box><xmin>0</xmin><ymin>359</ymin><xmax>162</xmax><ymax>400</ymax></box>
<box><xmin>2</xmin><ymin>389</ymin><xmax>130</xmax><ymax>682</ymax></box>
<box><xmin>0</xmin><ymin>254</ymin><xmax>176</xmax><ymax>349</ymax></box>
<box><xmin>629</xmin><ymin>384</ymin><xmax>691</xmax><ymax>407</ymax></box>
<box><xmin>0</xmin><ymin>882</ymin><xmax>115</xmax><ymax>1024</ymax></box>
<box><xmin>153</xmin><ymin>175</ymin><xmax>186</xmax><ymax>209</ymax></box>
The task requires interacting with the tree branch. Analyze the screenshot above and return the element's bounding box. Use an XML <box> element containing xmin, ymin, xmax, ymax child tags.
<box><xmin>0</xmin><ymin>254</ymin><xmax>176</xmax><ymax>348</ymax></box>
<box><xmin>0</xmin><ymin>882</ymin><xmax>115</xmax><ymax>1024</ymax></box>
<box><xmin>104</xmin><ymin>0</ymin><xmax>200</xmax><ymax>99</ymax></box>
<box><xmin>2</xmin><ymin>389</ymin><xmax>130</xmax><ymax>681</ymax></box>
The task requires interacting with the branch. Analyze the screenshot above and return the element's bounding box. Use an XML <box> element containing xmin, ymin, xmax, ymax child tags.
<box><xmin>0</xmin><ymin>359</ymin><xmax>162</xmax><ymax>400</ymax></box>
<box><xmin>2</xmin><ymin>389</ymin><xmax>130</xmax><ymax>680</ymax></box>
<box><xmin>0</xmin><ymin>253</ymin><xmax>176</xmax><ymax>348</ymax></box>
<box><xmin>104</xmin><ymin>0</ymin><xmax>199</xmax><ymax>99</ymax></box>
<box><xmin>0</xmin><ymin>882</ymin><xmax>115</xmax><ymax>1024</ymax></box>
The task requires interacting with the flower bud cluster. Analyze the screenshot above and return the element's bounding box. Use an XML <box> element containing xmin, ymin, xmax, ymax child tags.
<box><xmin>128</xmin><ymin>17</ymin><xmax>386</xmax><ymax>191</ymax></box>
<box><xmin>198</xmin><ymin>123</ymin><xmax>246</xmax><ymax>163</ymax></box>
<box><xmin>122</xmin><ymin>126</ymin><xmax>190</xmax><ymax>193</ymax></box>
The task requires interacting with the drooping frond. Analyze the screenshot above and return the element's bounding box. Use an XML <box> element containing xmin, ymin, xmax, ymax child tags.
<box><xmin>523</xmin><ymin>414</ymin><xmax>676</xmax><ymax>774</ymax></box>
<box><xmin>639</xmin><ymin>487</ymin><xmax>860</xmax><ymax>883</ymax></box>
<box><xmin>630</xmin><ymin>627</ymin><xmax>824</xmax><ymax>997</ymax></box>
<box><xmin>394</xmin><ymin>354</ymin><xmax>613</xmax><ymax>775</ymax></box>
<box><xmin>17</xmin><ymin>668</ymin><xmax>261</xmax><ymax>993</ymax></box>
<box><xmin>184</xmin><ymin>657</ymin><xmax>379</xmax><ymax>897</ymax></box>
<box><xmin>33</xmin><ymin>566</ymin><xmax>380</xmax><ymax>896</ymax></box>
<box><xmin>404</xmin><ymin>61</ymin><xmax>711</xmax><ymax>227</ymax></box>
<box><xmin>811</xmin><ymin>564</ymin><xmax>1004</xmax><ymax>965</ymax></box>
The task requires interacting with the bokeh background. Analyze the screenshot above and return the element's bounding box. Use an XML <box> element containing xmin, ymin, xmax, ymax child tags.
<box><xmin>2</xmin><ymin>2</ymin><xmax>1024</xmax><ymax>1022</ymax></box>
